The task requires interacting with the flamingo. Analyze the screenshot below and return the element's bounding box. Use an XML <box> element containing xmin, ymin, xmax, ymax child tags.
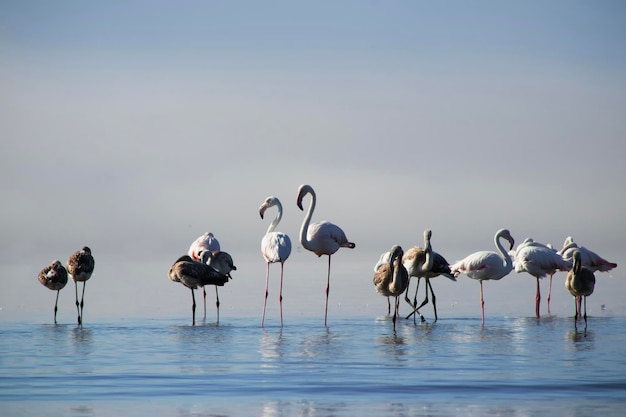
<box><xmin>188</xmin><ymin>232</ymin><xmax>221</xmax><ymax>319</ymax></box>
<box><xmin>373</xmin><ymin>251</ymin><xmax>395</xmax><ymax>314</ymax></box>
<box><xmin>512</xmin><ymin>238</ymin><xmax>571</xmax><ymax>318</ymax></box>
<box><xmin>450</xmin><ymin>229</ymin><xmax>515</xmax><ymax>325</ymax></box>
<box><xmin>200</xmin><ymin>250</ymin><xmax>236</xmax><ymax>324</ymax></box>
<box><xmin>565</xmin><ymin>250</ymin><xmax>596</xmax><ymax>330</ymax></box>
<box><xmin>38</xmin><ymin>260</ymin><xmax>68</xmax><ymax>324</ymax></box>
<box><xmin>296</xmin><ymin>184</ymin><xmax>355</xmax><ymax>326</ymax></box>
<box><xmin>259</xmin><ymin>196</ymin><xmax>292</xmax><ymax>327</ymax></box>
<box><xmin>373</xmin><ymin>245</ymin><xmax>409</xmax><ymax>330</ymax></box>
<box><xmin>559</xmin><ymin>236</ymin><xmax>617</xmax><ymax>273</ymax></box>
<box><xmin>66</xmin><ymin>246</ymin><xmax>95</xmax><ymax>326</ymax></box>
<box><xmin>403</xmin><ymin>230</ymin><xmax>456</xmax><ymax>322</ymax></box>
<box><xmin>168</xmin><ymin>255</ymin><xmax>232</xmax><ymax>325</ymax></box>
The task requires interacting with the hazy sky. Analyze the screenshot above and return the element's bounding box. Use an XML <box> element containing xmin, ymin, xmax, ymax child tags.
<box><xmin>1</xmin><ymin>1</ymin><xmax>625</xmax><ymax>322</ymax></box>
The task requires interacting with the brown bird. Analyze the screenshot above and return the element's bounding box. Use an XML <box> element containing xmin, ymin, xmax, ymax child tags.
<box><xmin>565</xmin><ymin>250</ymin><xmax>596</xmax><ymax>329</ymax></box>
<box><xmin>169</xmin><ymin>255</ymin><xmax>233</xmax><ymax>325</ymax></box>
<box><xmin>38</xmin><ymin>260</ymin><xmax>68</xmax><ymax>324</ymax></box>
<box><xmin>66</xmin><ymin>246</ymin><xmax>95</xmax><ymax>326</ymax></box>
<box><xmin>373</xmin><ymin>245</ymin><xmax>409</xmax><ymax>330</ymax></box>
<box><xmin>200</xmin><ymin>250</ymin><xmax>237</xmax><ymax>323</ymax></box>
<box><xmin>403</xmin><ymin>229</ymin><xmax>456</xmax><ymax>322</ymax></box>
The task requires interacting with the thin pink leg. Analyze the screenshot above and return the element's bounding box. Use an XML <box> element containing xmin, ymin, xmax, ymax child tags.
<box><xmin>547</xmin><ymin>275</ymin><xmax>553</xmax><ymax>315</ymax></box>
<box><xmin>261</xmin><ymin>262</ymin><xmax>270</xmax><ymax>327</ymax></box>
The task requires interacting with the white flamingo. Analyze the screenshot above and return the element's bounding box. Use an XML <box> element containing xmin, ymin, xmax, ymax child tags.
<box><xmin>169</xmin><ymin>255</ymin><xmax>231</xmax><ymax>325</ymax></box>
<box><xmin>66</xmin><ymin>246</ymin><xmax>95</xmax><ymax>326</ymax></box>
<box><xmin>259</xmin><ymin>196</ymin><xmax>292</xmax><ymax>327</ymax></box>
<box><xmin>512</xmin><ymin>238</ymin><xmax>571</xmax><ymax>317</ymax></box>
<box><xmin>296</xmin><ymin>184</ymin><xmax>355</xmax><ymax>326</ymax></box>
<box><xmin>38</xmin><ymin>260</ymin><xmax>68</xmax><ymax>324</ymax></box>
<box><xmin>188</xmin><ymin>232</ymin><xmax>221</xmax><ymax>319</ymax></box>
<box><xmin>450</xmin><ymin>229</ymin><xmax>515</xmax><ymax>325</ymax></box>
<box><xmin>403</xmin><ymin>229</ymin><xmax>456</xmax><ymax>322</ymax></box>
<box><xmin>565</xmin><ymin>250</ymin><xmax>596</xmax><ymax>330</ymax></box>
<box><xmin>558</xmin><ymin>236</ymin><xmax>617</xmax><ymax>273</ymax></box>
<box><xmin>373</xmin><ymin>245</ymin><xmax>409</xmax><ymax>330</ymax></box>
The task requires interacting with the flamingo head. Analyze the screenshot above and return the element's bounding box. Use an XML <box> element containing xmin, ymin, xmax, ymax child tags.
<box><xmin>296</xmin><ymin>184</ymin><xmax>314</xmax><ymax>211</ymax></box>
<box><xmin>259</xmin><ymin>196</ymin><xmax>278</xmax><ymax>219</ymax></box>
<box><xmin>500</xmin><ymin>229</ymin><xmax>515</xmax><ymax>250</ymax></box>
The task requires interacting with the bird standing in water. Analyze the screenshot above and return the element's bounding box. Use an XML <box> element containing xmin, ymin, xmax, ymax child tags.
<box><xmin>66</xmin><ymin>246</ymin><xmax>95</xmax><ymax>326</ymax></box>
<box><xmin>38</xmin><ymin>260</ymin><xmax>68</xmax><ymax>324</ymax></box>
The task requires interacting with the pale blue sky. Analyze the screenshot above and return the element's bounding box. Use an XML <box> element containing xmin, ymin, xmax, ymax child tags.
<box><xmin>1</xmin><ymin>1</ymin><xmax>625</xmax><ymax>322</ymax></box>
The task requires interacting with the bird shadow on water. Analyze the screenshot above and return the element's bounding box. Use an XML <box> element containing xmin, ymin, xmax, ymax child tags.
<box><xmin>566</xmin><ymin>327</ymin><xmax>595</xmax><ymax>350</ymax></box>
<box><xmin>70</xmin><ymin>326</ymin><xmax>93</xmax><ymax>351</ymax></box>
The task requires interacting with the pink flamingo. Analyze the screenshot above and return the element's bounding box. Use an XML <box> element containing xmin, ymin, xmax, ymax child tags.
<box><xmin>558</xmin><ymin>236</ymin><xmax>617</xmax><ymax>273</ymax></box>
<box><xmin>450</xmin><ymin>229</ymin><xmax>515</xmax><ymax>325</ymax></box>
<box><xmin>512</xmin><ymin>238</ymin><xmax>571</xmax><ymax>317</ymax></box>
<box><xmin>259</xmin><ymin>196</ymin><xmax>292</xmax><ymax>327</ymax></box>
<box><xmin>66</xmin><ymin>246</ymin><xmax>95</xmax><ymax>326</ymax></box>
<box><xmin>188</xmin><ymin>232</ymin><xmax>221</xmax><ymax>319</ymax></box>
<box><xmin>38</xmin><ymin>260</ymin><xmax>68</xmax><ymax>324</ymax></box>
<box><xmin>296</xmin><ymin>184</ymin><xmax>355</xmax><ymax>326</ymax></box>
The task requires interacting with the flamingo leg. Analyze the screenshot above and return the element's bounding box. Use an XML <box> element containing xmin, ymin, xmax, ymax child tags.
<box><xmin>427</xmin><ymin>279</ymin><xmax>438</xmax><ymax>322</ymax></box>
<box><xmin>404</xmin><ymin>279</ymin><xmax>425</xmax><ymax>322</ymax></box>
<box><xmin>74</xmin><ymin>281</ymin><xmax>81</xmax><ymax>325</ymax></box>
<box><xmin>262</xmin><ymin>262</ymin><xmax>270</xmax><ymax>327</ymax></box>
<box><xmin>581</xmin><ymin>295</ymin><xmax>587</xmax><ymax>331</ymax></box>
<box><xmin>191</xmin><ymin>288</ymin><xmax>196</xmax><ymax>326</ymax></box>
<box><xmin>392</xmin><ymin>296</ymin><xmax>398</xmax><ymax>331</ymax></box>
<box><xmin>324</xmin><ymin>255</ymin><xmax>331</xmax><ymax>327</ymax></box>
<box><xmin>387</xmin><ymin>297</ymin><xmax>391</xmax><ymax>315</ymax></box>
<box><xmin>54</xmin><ymin>289</ymin><xmax>60</xmax><ymax>324</ymax></box>
<box><xmin>547</xmin><ymin>274</ymin><xmax>553</xmax><ymax>315</ymax></box>
<box><xmin>413</xmin><ymin>278</ymin><xmax>421</xmax><ymax>309</ymax></box>
<box><xmin>215</xmin><ymin>286</ymin><xmax>220</xmax><ymax>324</ymax></box>
<box><xmin>279</xmin><ymin>262</ymin><xmax>285</xmax><ymax>327</ymax></box>
<box><xmin>535</xmin><ymin>277</ymin><xmax>541</xmax><ymax>318</ymax></box>
<box><xmin>79</xmin><ymin>282</ymin><xmax>86</xmax><ymax>325</ymax></box>
<box><xmin>202</xmin><ymin>286</ymin><xmax>207</xmax><ymax>320</ymax></box>
<box><xmin>413</xmin><ymin>278</ymin><xmax>431</xmax><ymax>322</ymax></box>
<box><xmin>479</xmin><ymin>280</ymin><xmax>485</xmax><ymax>326</ymax></box>
<box><xmin>403</xmin><ymin>280</ymin><xmax>413</xmax><ymax>309</ymax></box>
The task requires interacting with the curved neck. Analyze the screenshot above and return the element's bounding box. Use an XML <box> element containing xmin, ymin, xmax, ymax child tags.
<box><xmin>495</xmin><ymin>233</ymin><xmax>513</xmax><ymax>269</ymax></box>
<box><xmin>266</xmin><ymin>201</ymin><xmax>283</xmax><ymax>235</ymax></box>
<box><xmin>299</xmin><ymin>188</ymin><xmax>316</xmax><ymax>250</ymax></box>
<box><xmin>423</xmin><ymin>234</ymin><xmax>433</xmax><ymax>271</ymax></box>
<box><xmin>573</xmin><ymin>254</ymin><xmax>582</xmax><ymax>274</ymax></box>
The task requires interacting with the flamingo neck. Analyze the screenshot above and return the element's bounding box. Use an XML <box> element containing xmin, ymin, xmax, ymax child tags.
<box><xmin>495</xmin><ymin>232</ymin><xmax>513</xmax><ymax>270</ymax></box>
<box><xmin>423</xmin><ymin>236</ymin><xmax>434</xmax><ymax>272</ymax></box>
<box><xmin>299</xmin><ymin>189</ymin><xmax>316</xmax><ymax>251</ymax></box>
<box><xmin>266</xmin><ymin>201</ymin><xmax>283</xmax><ymax>235</ymax></box>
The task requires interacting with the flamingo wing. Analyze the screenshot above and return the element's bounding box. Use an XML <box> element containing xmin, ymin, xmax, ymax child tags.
<box><xmin>451</xmin><ymin>251</ymin><xmax>509</xmax><ymax>281</ymax></box>
<box><xmin>262</xmin><ymin>232</ymin><xmax>292</xmax><ymax>263</ymax></box>
<box><xmin>307</xmin><ymin>221</ymin><xmax>355</xmax><ymax>256</ymax></box>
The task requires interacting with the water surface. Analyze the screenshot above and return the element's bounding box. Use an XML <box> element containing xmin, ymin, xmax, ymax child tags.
<box><xmin>1</xmin><ymin>314</ymin><xmax>625</xmax><ymax>416</ymax></box>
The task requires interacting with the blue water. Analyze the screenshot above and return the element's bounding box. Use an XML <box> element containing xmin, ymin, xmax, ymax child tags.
<box><xmin>1</xmin><ymin>314</ymin><xmax>625</xmax><ymax>416</ymax></box>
